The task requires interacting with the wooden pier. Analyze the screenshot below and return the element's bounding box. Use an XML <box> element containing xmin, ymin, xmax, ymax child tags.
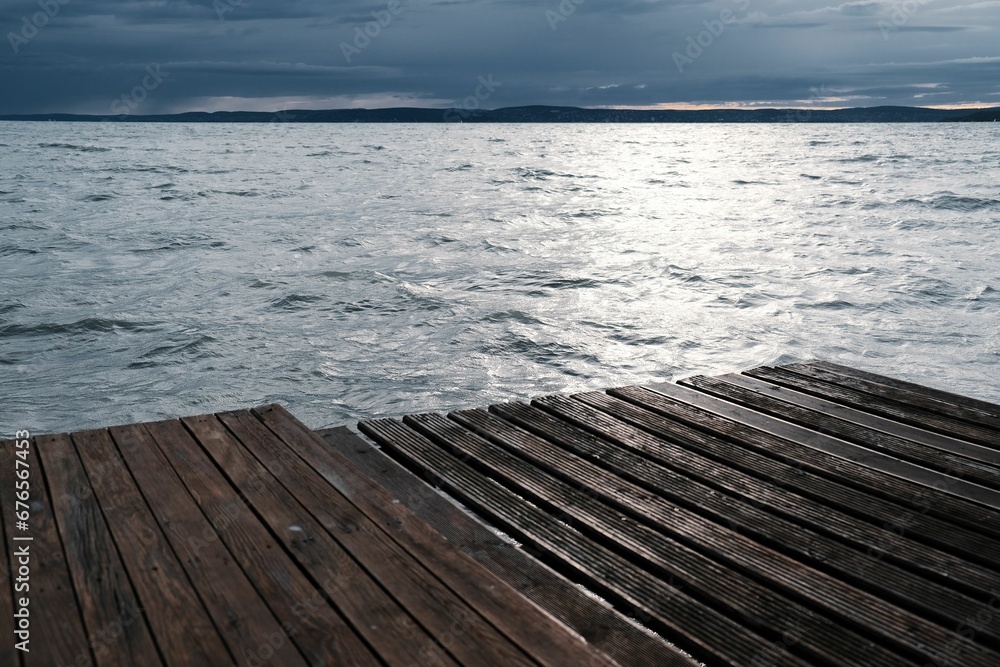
<box><xmin>3</xmin><ymin>360</ymin><xmax>999</xmax><ymax>666</ymax></box>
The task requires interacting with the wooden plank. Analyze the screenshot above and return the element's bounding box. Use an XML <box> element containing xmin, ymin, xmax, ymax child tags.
<box><xmin>217</xmin><ymin>409</ymin><xmax>535</xmax><ymax>667</ymax></box>
<box><xmin>750</xmin><ymin>366</ymin><xmax>1000</xmax><ymax>448</ymax></box>
<box><xmin>152</xmin><ymin>417</ymin><xmax>380</xmax><ymax>667</ymax></box>
<box><xmin>708</xmin><ymin>372</ymin><xmax>1000</xmax><ymax>466</ymax></box>
<box><xmin>493</xmin><ymin>400</ymin><xmax>1000</xmax><ymax>645</ymax></box>
<box><xmin>71</xmin><ymin>428</ymin><xmax>234</xmax><ymax>666</ymax></box>
<box><xmin>317</xmin><ymin>427</ymin><xmax>691</xmax><ymax>667</ymax></box>
<box><xmin>108</xmin><ymin>423</ymin><xmax>310</xmax><ymax>667</ymax></box>
<box><xmin>631</xmin><ymin>382</ymin><xmax>1000</xmax><ymax>537</ymax></box>
<box><xmin>577</xmin><ymin>390</ymin><xmax>1000</xmax><ymax>588</ymax></box>
<box><xmin>791</xmin><ymin>362</ymin><xmax>1000</xmax><ymax>430</ymax></box>
<box><xmin>639</xmin><ymin>382</ymin><xmax>1000</xmax><ymax>510</ymax></box>
<box><xmin>255</xmin><ymin>404</ymin><xmax>622</xmax><ymax>667</ymax></box>
<box><xmin>0</xmin><ymin>435</ymin><xmax>91</xmax><ymax>667</ymax></box>
<box><xmin>680</xmin><ymin>375</ymin><xmax>1000</xmax><ymax>490</ymax></box>
<box><xmin>36</xmin><ymin>432</ymin><xmax>161</xmax><ymax>667</ymax></box>
<box><xmin>191</xmin><ymin>410</ymin><xmax>461</xmax><ymax>667</ymax></box>
<box><xmin>813</xmin><ymin>360</ymin><xmax>1000</xmax><ymax>421</ymax></box>
<box><xmin>360</xmin><ymin>417</ymin><xmax>815</xmax><ymax>667</ymax></box>
<box><xmin>0</xmin><ymin>440</ymin><xmax>23</xmax><ymax>667</ymax></box>
<box><xmin>431</xmin><ymin>409</ymin><xmax>994</xmax><ymax>667</ymax></box>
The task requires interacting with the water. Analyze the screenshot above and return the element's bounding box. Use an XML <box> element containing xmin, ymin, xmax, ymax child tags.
<box><xmin>2</xmin><ymin>122</ymin><xmax>998</xmax><ymax>435</ymax></box>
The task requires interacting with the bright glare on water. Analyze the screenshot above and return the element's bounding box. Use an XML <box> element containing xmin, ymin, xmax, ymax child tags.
<box><xmin>1</xmin><ymin>121</ymin><xmax>998</xmax><ymax>434</ymax></box>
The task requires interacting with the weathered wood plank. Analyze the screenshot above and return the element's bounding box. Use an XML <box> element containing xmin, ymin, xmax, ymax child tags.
<box><xmin>709</xmin><ymin>372</ymin><xmax>1000</xmax><ymax>465</ymax></box>
<box><xmin>158</xmin><ymin>416</ymin><xmax>381</xmax><ymax>667</ymax></box>
<box><xmin>0</xmin><ymin>440</ymin><xmax>24</xmax><ymax>667</ymax></box>
<box><xmin>492</xmin><ymin>400</ymin><xmax>1000</xmax><ymax>646</ymax></box>
<box><xmin>433</xmin><ymin>409</ymin><xmax>993</xmax><ymax>666</ymax></box>
<box><xmin>108</xmin><ymin>423</ymin><xmax>310</xmax><ymax>667</ymax></box>
<box><xmin>36</xmin><ymin>432</ymin><xmax>161</xmax><ymax>667</ymax></box>
<box><xmin>751</xmin><ymin>366</ymin><xmax>1000</xmax><ymax>448</ymax></box>
<box><xmin>219</xmin><ymin>408</ymin><xmax>536</xmax><ymax>667</ymax></box>
<box><xmin>318</xmin><ymin>426</ymin><xmax>689</xmax><ymax>667</ymax></box>
<box><xmin>813</xmin><ymin>360</ymin><xmax>1000</xmax><ymax>421</ymax></box>
<box><xmin>579</xmin><ymin>390</ymin><xmax>1000</xmax><ymax>587</ymax></box>
<box><xmin>0</xmin><ymin>436</ymin><xmax>91</xmax><ymax>667</ymax></box>
<box><xmin>256</xmin><ymin>405</ymin><xmax>621</xmax><ymax>667</ymax></box>
<box><xmin>71</xmin><ymin>428</ymin><xmax>234</xmax><ymax>667</ymax></box>
<box><xmin>789</xmin><ymin>362</ymin><xmax>1000</xmax><ymax>430</ymax></box>
<box><xmin>360</xmin><ymin>417</ymin><xmax>812</xmax><ymax>667</ymax></box>
<box><xmin>638</xmin><ymin>382</ymin><xmax>1000</xmax><ymax>511</ymax></box>
<box><xmin>202</xmin><ymin>409</ymin><xmax>462</xmax><ymax>667</ymax></box>
<box><xmin>681</xmin><ymin>375</ymin><xmax>1000</xmax><ymax>490</ymax></box>
<box><xmin>187</xmin><ymin>411</ymin><xmax>458</xmax><ymax>667</ymax></box>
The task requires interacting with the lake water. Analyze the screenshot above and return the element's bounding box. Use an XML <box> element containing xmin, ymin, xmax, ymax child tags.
<box><xmin>2</xmin><ymin>121</ymin><xmax>998</xmax><ymax>434</ymax></box>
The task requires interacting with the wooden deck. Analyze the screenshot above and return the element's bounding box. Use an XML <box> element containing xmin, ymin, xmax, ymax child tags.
<box><xmin>3</xmin><ymin>360</ymin><xmax>999</xmax><ymax>666</ymax></box>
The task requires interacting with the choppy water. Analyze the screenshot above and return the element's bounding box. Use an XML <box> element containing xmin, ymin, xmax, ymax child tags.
<box><xmin>2</xmin><ymin>121</ymin><xmax>998</xmax><ymax>434</ymax></box>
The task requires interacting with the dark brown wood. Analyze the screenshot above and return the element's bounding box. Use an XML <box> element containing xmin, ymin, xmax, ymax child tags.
<box><xmin>187</xmin><ymin>411</ymin><xmax>461</xmax><ymax>667</ymax></box>
<box><xmin>711</xmin><ymin>372</ymin><xmax>1000</xmax><ymax>465</ymax></box>
<box><xmin>255</xmin><ymin>404</ymin><xmax>620</xmax><ymax>667</ymax></box>
<box><xmin>750</xmin><ymin>366</ymin><xmax>1000</xmax><ymax>448</ymax></box>
<box><xmin>813</xmin><ymin>360</ymin><xmax>1000</xmax><ymax>421</ymax></box>
<box><xmin>108</xmin><ymin>423</ymin><xmax>310</xmax><ymax>667</ymax></box>
<box><xmin>489</xmin><ymin>400</ymin><xmax>1000</xmax><ymax>646</ymax></box>
<box><xmin>361</xmin><ymin>416</ymin><xmax>813</xmax><ymax>667</ymax></box>
<box><xmin>605</xmin><ymin>387</ymin><xmax>1000</xmax><ymax>568</ymax></box>
<box><xmin>640</xmin><ymin>381</ymin><xmax>1000</xmax><ymax>510</ymax></box>
<box><xmin>680</xmin><ymin>374</ymin><xmax>1000</xmax><ymax>490</ymax></box>
<box><xmin>431</xmin><ymin>409</ymin><xmax>992</xmax><ymax>667</ymax></box>
<box><xmin>539</xmin><ymin>392</ymin><xmax>1000</xmax><ymax>577</ymax></box>
<box><xmin>36</xmin><ymin>432</ymin><xmax>161</xmax><ymax>667</ymax></box>
<box><xmin>789</xmin><ymin>361</ymin><xmax>1000</xmax><ymax>430</ymax></box>
<box><xmin>12</xmin><ymin>359</ymin><xmax>1000</xmax><ymax>667</ymax></box>
<box><xmin>318</xmin><ymin>426</ymin><xmax>687</xmax><ymax>667</ymax></box>
<box><xmin>71</xmin><ymin>428</ymin><xmax>234</xmax><ymax>666</ymax></box>
<box><xmin>0</xmin><ymin>435</ymin><xmax>92</xmax><ymax>667</ymax></box>
<box><xmin>153</xmin><ymin>416</ymin><xmax>380</xmax><ymax>667</ymax></box>
<box><xmin>218</xmin><ymin>409</ymin><xmax>536</xmax><ymax>667</ymax></box>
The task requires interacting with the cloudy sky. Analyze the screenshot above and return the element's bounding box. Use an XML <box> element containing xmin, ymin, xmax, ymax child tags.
<box><xmin>0</xmin><ymin>0</ymin><xmax>998</xmax><ymax>114</ymax></box>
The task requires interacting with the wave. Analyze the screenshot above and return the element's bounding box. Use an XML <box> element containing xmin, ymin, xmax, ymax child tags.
<box><xmin>0</xmin><ymin>318</ymin><xmax>162</xmax><ymax>337</ymax></box>
<box><xmin>834</xmin><ymin>154</ymin><xmax>879</xmax><ymax>163</ymax></box>
<box><xmin>38</xmin><ymin>142</ymin><xmax>110</xmax><ymax>152</ymax></box>
<box><xmin>898</xmin><ymin>193</ymin><xmax>1000</xmax><ymax>211</ymax></box>
<box><xmin>128</xmin><ymin>335</ymin><xmax>219</xmax><ymax>369</ymax></box>
<box><xmin>270</xmin><ymin>294</ymin><xmax>325</xmax><ymax>311</ymax></box>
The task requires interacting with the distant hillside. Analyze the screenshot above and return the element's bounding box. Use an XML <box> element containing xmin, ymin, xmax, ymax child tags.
<box><xmin>1</xmin><ymin>105</ymin><xmax>998</xmax><ymax>123</ymax></box>
<box><xmin>949</xmin><ymin>108</ymin><xmax>1000</xmax><ymax>122</ymax></box>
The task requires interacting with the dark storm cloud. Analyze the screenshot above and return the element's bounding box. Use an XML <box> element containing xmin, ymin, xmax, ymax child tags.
<box><xmin>0</xmin><ymin>0</ymin><xmax>997</xmax><ymax>113</ymax></box>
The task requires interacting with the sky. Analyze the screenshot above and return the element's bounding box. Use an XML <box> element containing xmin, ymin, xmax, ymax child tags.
<box><xmin>0</xmin><ymin>0</ymin><xmax>998</xmax><ymax>114</ymax></box>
